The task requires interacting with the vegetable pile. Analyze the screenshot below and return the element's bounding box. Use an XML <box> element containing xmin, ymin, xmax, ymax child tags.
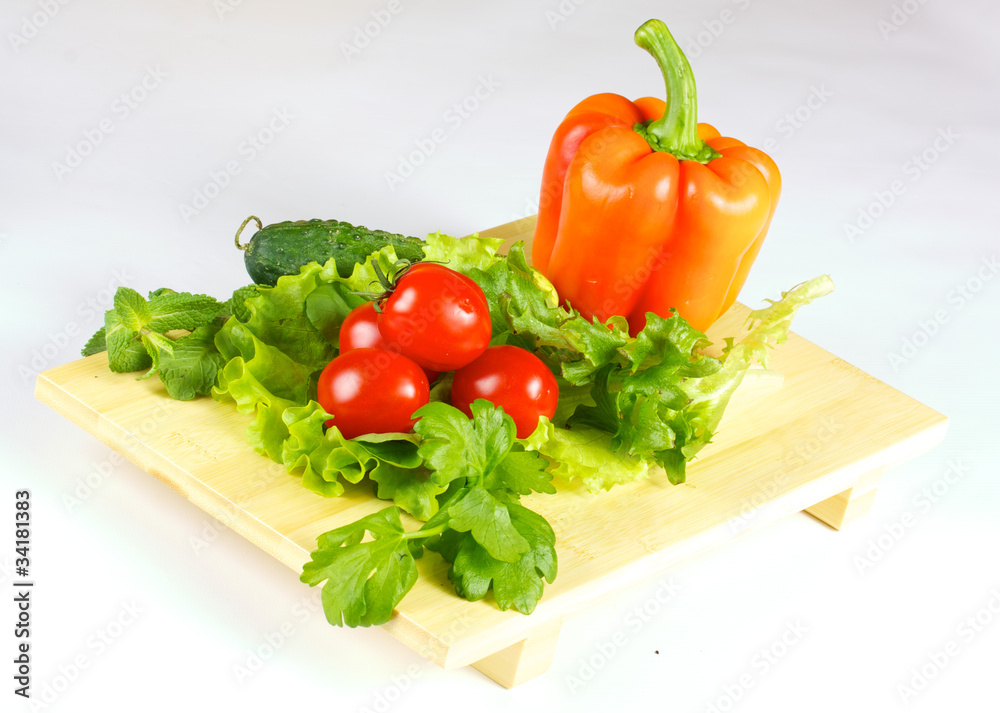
<box><xmin>83</xmin><ymin>228</ymin><xmax>832</xmax><ymax>625</ymax></box>
<box><xmin>78</xmin><ymin>17</ymin><xmax>833</xmax><ymax>628</ymax></box>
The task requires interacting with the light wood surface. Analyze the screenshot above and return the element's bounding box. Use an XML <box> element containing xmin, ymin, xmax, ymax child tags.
<box><xmin>35</xmin><ymin>216</ymin><xmax>948</xmax><ymax>688</ymax></box>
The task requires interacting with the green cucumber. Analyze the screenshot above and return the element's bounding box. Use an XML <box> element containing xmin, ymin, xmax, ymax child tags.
<box><xmin>235</xmin><ymin>216</ymin><xmax>427</xmax><ymax>286</ymax></box>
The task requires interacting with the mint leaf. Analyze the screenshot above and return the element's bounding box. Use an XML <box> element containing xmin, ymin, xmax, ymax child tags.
<box><xmin>147</xmin><ymin>291</ymin><xmax>225</xmax><ymax>332</ymax></box>
<box><xmin>141</xmin><ymin>330</ymin><xmax>175</xmax><ymax>356</ymax></box>
<box><xmin>99</xmin><ymin>286</ymin><xmax>231</xmax><ymax>385</ymax></box>
<box><xmin>155</xmin><ymin>324</ymin><xmax>226</xmax><ymax>400</ymax></box>
<box><xmin>300</xmin><ymin>507</ymin><xmax>419</xmax><ymax>628</ymax></box>
<box><xmin>81</xmin><ymin>326</ymin><xmax>106</xmax><ymax>357</ymax></box>
<box><xmin>104</xmin><ymin>310</ymin><xmax>150</xmax><ymax>373</ymax></box>
<box><xmin>113</xmin><ymin>287</ymin><xmax>150</xmax><ymax>332</ymax></box>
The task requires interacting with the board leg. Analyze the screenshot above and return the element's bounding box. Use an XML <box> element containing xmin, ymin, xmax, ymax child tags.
<box><xmin>471</xmin><ymin>618</ymin><xmax>563</xmax><ymax>688</ymax></box>
<box><xmin>805</xmin><ymin>467</ymin><xmax>884</xmax><ymax>530</ymax></box>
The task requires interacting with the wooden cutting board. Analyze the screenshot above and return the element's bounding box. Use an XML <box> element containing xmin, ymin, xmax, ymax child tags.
<box><xmin>35</xmin><ymin>215</ymin><xmax>948</xmax><ymax>688</ymax></box>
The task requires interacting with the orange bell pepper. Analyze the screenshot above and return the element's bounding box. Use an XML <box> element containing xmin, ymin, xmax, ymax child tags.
<box><xmin>532</xmin><ymin>19</ymin><xmax>781</xmax><ymax>335</ymax></box>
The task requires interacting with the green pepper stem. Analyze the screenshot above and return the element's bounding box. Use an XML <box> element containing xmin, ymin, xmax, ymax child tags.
<box><xmin>633</xmin><ymin>19</ymin><xmax>720</xmax><ymax>163</ymax></box>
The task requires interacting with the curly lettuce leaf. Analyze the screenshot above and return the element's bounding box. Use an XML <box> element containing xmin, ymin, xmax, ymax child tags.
<box><xmin>523</xmin><ymin>417</ymin><xmax>652</xmax><ymax>491</ymax></box>
<box><xmin>238</xmin><ymin>263</ymin><xmax>337</xmax><ymax>373</ymax></box>
<box><xmin>278</xmin><ymin>403</ymin><xmax>443</xmax><ymax>519</ymax></box>
<box><xmin>675</xmin><ymin>274</ymin><xmax>837</xmax><ymax>468</ymax></box>
<box><xmin>525</xmin><ymin>275</ymin><xmax>834</xmax><ymax>488</ymax></box>
<box><xmin>470</xmin><ymin>244</ymin><xmax>630</xmax><ymax>381</ymax></box>
<box><xmin>420</xmin><ymin>231</ymin><xmax>504</xmax><ymax>274</ymax></box>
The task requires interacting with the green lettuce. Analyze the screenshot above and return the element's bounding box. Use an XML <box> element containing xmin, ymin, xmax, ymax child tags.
<box><xmin>85</xmin><ymin>224</ymin><xmax>831</xmax><ymax>625</ymax></box>
<box><xmin>209</xmin><ymin>248</ymin><xmax>439</xmax><ymax>507</ymax></box>
<box><xmin>521</xmin><ymin>273</ymin><xmax>835</xmax><ymax>489</ymax></box>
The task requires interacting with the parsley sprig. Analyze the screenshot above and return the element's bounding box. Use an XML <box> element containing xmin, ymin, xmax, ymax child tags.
<box><xmin>300</xmin><ymin>400</ymin><xmax>558</xmax><ymax>627</ymax></box>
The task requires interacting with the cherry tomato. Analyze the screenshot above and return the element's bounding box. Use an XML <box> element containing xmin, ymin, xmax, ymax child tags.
<box><xmin>339</xmin><ymin>301</ymin><xmax>383</xmax><ymax>353</ymax></box>
<box><xmin>339</xmin><ymin>301</ymin><xmax>441</xmax><ymax>382</ymax></box>
<box><xmin>316</xmin><ymin>348</ymin><xmax>429</xmax><ymax>439</ymax></box>
<box><xmin>450</xmin><ymin>345</ymin><xmax>559</xmax><ymax>438</ymax></box>
<box><xmin>377</xmin><ymin>263</ymin><xmax>492</xmax><ymax>372</ymax></box>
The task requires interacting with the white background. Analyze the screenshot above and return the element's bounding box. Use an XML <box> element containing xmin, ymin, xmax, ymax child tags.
<box><xmin>3</xmin><ymin>0</ymin><xmax>998</xmax><ymax>711</ymax></box>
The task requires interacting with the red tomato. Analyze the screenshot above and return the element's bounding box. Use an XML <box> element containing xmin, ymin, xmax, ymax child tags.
<box><xmin>316</xmin><ymin>348</ymin><xmax>429</xmax><ymax>439</ymax></box>
<box><xmin>377</xmin><ymin>263</ymin><xmax>492</xmax><ymax>372</ymax></box>
<box><xmin>450</xmin><ymin>345</ymin><xmax>559</xmax><ymax>438</ymax></box>
<box><xmin>339</xmin><ymin>301</ymin><xmax>441</xmax><ymax>383</ymax></box>
<box><xmin>338</xmin><ymin>301</ymin><xmax>383</xmax><ymax>352</ymax></box>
